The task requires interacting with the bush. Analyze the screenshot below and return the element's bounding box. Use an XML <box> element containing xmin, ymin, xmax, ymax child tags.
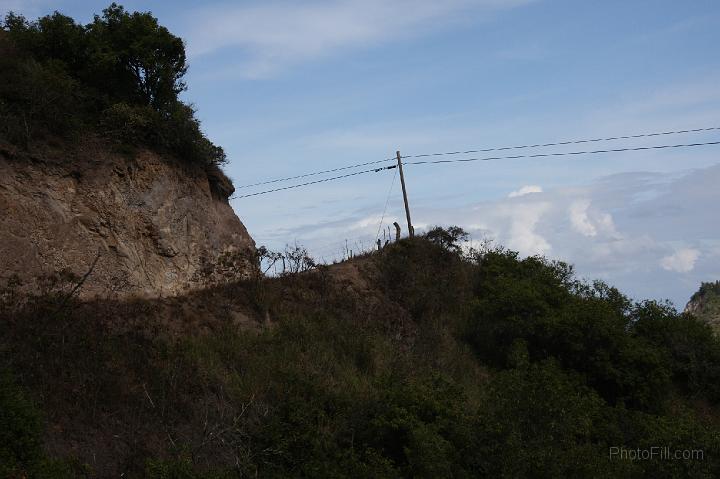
<box><xmin>156</xmin><ymin>101</ymin><xmax>227</xmax><ymax>167</ymax></box>
<box><xmin>472</xmin><ymin>360</ymin><xmax>622</xmax><ymax>477</ymax></box>
<box><xmin>466</xmin><ymin>249</ymin><xmax>673</xmax><ymax>411</ymax></box>
<box><xmin>3</xmin><ymin>232</ymin><xmax>720</xmax><ymax>476</ymax></box>
<box><xmin>0</xmin><ymin>372</ymin><xmax>85</xmax><ymax>478</ymax></box>
<box><xmin>100</xmin><ymin>101</ymin><xmax>157</xmax><ymax>145</ymax></box>
<box><xmin>1</xmin><ymin>5</ymin><xmax>226</xmax><ymax>170</ymax></box>
<box><xmin>375</xmin><ymin>235</ymin><xmax>472</xmax><ymax>318</ymax></box>
<box><xmin>0</xmin><ymin>371</ymin><xmax>43</xmax><ymax>475</ymax></box>
<box><xmin>633</xmin><ymin>300</ymin><xmax>720</xmax><ymax>402</ymax></box>
<box><xmin>0</xmin><ymin>51</ymin><xmax>82</xmax><ymax>145</ymax></box>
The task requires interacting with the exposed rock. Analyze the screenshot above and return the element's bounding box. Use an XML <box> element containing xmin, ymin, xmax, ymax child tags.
<box><xmin>685</xmin><ymin>281</ymin><xmax>720</xmax><ymax>331</ymax></box>
<box><xmin>0</xmin><ymin>140</ymin><xmax>256</xmax><ymax>298</ymax></box>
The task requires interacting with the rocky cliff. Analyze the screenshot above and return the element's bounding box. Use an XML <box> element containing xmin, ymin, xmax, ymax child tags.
<box><xmin>685</xmin><ymin>281</ymin><xmax>720</xmax><ymax>330</ymax></box>
<box><xmin>0</xmin><ymin>140</ymin><xmax>256</xmax><ymax>298</ymax></box>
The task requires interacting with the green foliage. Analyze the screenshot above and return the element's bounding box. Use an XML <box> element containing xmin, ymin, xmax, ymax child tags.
<box><xmin>86</xmin><ymin>3</ymin><xmax>187</xmax><ymax>109</ymax></box>
<box><xmin>0</xmin><ymin>42</ymin><xmax>83</xmax><ymax>145</ymax></box>
<box><xmin>100</xmin><ymin>101</ymin><xmax>156</xmax><ymax>145</ymax></box>
<box><xmin>3</xmin><ymin>229</ymin><xmax>720</xmax><ymax>477</ymax></box>
<box><xmin>466</xmin><ymin>249</ymin><xmax>672</xmax><ymax>410</ymax></box>
<box><xmin>359</xmin><ymin>375</ymin><xmax>473</xmax><ymax>478</ymax></box>
<box><xmin>687</xmin><ymin>280</ymin><xmax>720</xmax><ymax>329</ymax></box>
<box><xmin>0</xmin><ymin>4</ymin><xmax>225</xmax><ymax>169</ymax></box>
<box><xmin>473</xmin><ymin>360</ymin><xmax>617</xmax><ymax>478</ymax></box>
<box><xmin>633</xmin><ymin>300</ymin><xmax>720</xmax><ymax>402</ymax></box>
<box><xmin>691</xmin><ymin>281</ymin><xmax>720</xmax><ymax>302</ymax></box>
<box><xmin>0</xmin><ymin>372</ymin><xmax>84</xmax><ymax>478</ymax></box>
<box><xmin>424</xmin><ymin>225</ymin><xmax>469</xmax><ymax>254</ymax></box>
<box><xmin>375</xmin><ymin>234</ymin><xmax>473</xmax><ymax>318</ymax></box>
<box><xmin>156</xmin><ymin>101</ymin><xmax>227</xmax><ymax>166</ymax></box>
<box><xmin>0</xmin><ymin>371</ymin><xmax>43</xmax><ymax>475</ymax></box>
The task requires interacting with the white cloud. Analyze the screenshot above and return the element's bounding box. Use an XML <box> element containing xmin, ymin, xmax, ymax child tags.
<box><xmin>569</xmin><ymin>199</ymin><xmax>596</xmax><ymax>237</ymax></box>
<box><xmin>509</xmin><ymin>185</ymin><xmax>542</xmax><ymax>197</ymax></box>
<box><xmin>660</xmin><ymin>249</ymin><xmax>700</xmax><ymax>273</ymax></box>
<box><xmin>183</xmin><ymin>0</ymin><xmax>533</xmax><ymax>77</ymax></box>
<box><xmin>502</xmin><ymin>201</ymin><xmax>552</xmax><ymax>256</ymax></box>
<box><xmin>241</xmin><ymin>162</ymin><xmax>720</xmax><ymax>307</ymax></box>
<box><xmin>568</xmin><ymin>199</ymin><xmax>620</xmax><ymax>239</ymax></box>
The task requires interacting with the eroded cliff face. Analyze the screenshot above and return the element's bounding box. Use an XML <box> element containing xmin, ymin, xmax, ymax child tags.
<box><xmin>685</xmin><ymin>281</ymin><xmax>720</xmax><ymax>331</ymax></box>
<box><xmin>0</xmin><ymin>141</ymin><xmax>256</xmax><ymax>298</ymax></box>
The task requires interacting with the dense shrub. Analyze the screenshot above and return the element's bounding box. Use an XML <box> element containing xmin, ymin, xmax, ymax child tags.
<box><xmin>472</xmin><ymin>360</ymin><xmax>617</xmax><ymax>477</ymax></box>
<box><xmin>0</xmin><ymin>373</ymin><xmax>84</xmax><ymax>477</ymax></box>
<box><xmin>0</xmin><ymin>4</ymin><xmax>226</xmax><ymax>168</ymax></box>
<box><xmin>100</xmin><ymin>102</ymin><xmax>157</xmax><ymax>145</ymax></box>
<box><xmin>633</xmin><ymin>300</ymin><xmax>720</xmax><ymax>402</ymax></box>
<box><xmin>465</xmin><ymin>248</ymin><xmax>673</xmax><ymax>411</ymax></box>
<box><xmin>374</xmin><ymin>234</ymin><xmax>473</xmax><ymax>318</ymax></box>
<box><xmin>2</xmin><ymin>229</ymin><xmax>720</xmax><ymax>477</ymax></box>
<box><xmin>0</xmin><ymin>372</ymin><xmax>43</xmax><ymax>475</ymax></box>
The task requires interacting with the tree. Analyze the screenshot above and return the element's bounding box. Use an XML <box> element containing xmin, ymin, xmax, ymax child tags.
<box><xmin>86</xmin><ymin>3</ymin><xmax>187</xmax><ymax>109</ymax></box>
<box><xmin>1</xmin><ymin>5</ymin><xmax>228</xmax><ymax>169</ymax></box>
<box><xmin>424</xmin><ymin>226</ymin><xmax>469</xmax><ymax>254</ymax></box>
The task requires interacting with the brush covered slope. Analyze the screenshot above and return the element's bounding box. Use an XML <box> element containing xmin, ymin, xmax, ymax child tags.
<box><xmin>2</xmin><ymin>231</ymin><xmax>720</xmax><ymax>478</ymax></box>
<box><xmin>0</xmin><ymin>5</ymin><xmax>256</xmax><ymax>298</ymax></box>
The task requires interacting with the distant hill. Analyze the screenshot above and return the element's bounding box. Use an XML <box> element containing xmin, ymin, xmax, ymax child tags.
<box><xmin>686</xmin><ymin>281</ymin><xmax>720</xmax><ymax>330</ymax></box>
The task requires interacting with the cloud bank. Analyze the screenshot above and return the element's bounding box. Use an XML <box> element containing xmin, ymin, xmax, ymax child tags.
<box><xmin>248</xmin><ymin>163</ymin><xmax>720</xmax><ymax>307</ymax></box>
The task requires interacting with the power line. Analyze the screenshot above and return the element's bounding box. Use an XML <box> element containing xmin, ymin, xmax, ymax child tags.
<box><xmin>401</xmin><ymin>126</ymin><xmax>720</xmax><ymax>159</ymax></box>
<box><xmin>404</xmin><ymin>140</ymin><xmax>720</xmax><ymax>166</ymax></box>
<box><xmin>231</xmin><ymin>165</ymin><xmax>396</xmax><ymax>199</ymax></box>
<box><xmin>234</xmin><ymin>126</ymin><xmax>720</xmax><ymax>191</ymax></box>
<box><xmin>231</xmin><ymin>139</ymin><xmax>720</xmax><ymax>200</ymax></box>
<box><xmin>236</xmin><ymin>157</ymin><xmax>395</xmax><ymax>190</ymax></box>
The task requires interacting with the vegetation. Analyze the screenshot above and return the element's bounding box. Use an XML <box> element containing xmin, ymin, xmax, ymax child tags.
<box><xmin>2</xmin><ymin>228</ymin><xmax>720</xmax><ymax>477</ymax></box>
<box><xmin>687</xmin><ymin>281</ymin><xmax>720</xmax><ymax>330</ymax></box>
<box><xmin>0</xmin><ymin>4</ymin><xmax>226</xmax><ymax>169</ymax></box>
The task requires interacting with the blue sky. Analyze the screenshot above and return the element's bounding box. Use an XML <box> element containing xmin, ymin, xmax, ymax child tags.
<box><xmin>4</xmin><ymin>0</ymin><xmax>720</xmax><ymax>307</ymax></box>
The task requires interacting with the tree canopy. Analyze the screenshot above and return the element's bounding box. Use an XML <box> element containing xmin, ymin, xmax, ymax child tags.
<box><xmin>0</xmin><ymin>4</ymin><xmax>226</xmax><ymax>169</ymax></box>
<box><xmin>85</xmin><ymin>3</ymin><xmax>187</xmax><ymax>109</ymax></box>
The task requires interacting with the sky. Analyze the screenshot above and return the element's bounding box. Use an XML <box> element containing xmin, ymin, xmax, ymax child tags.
<box><xmin>3</xmin><ymin>0</ymin><xmax>720</xmax><ymax>308</ymax></box>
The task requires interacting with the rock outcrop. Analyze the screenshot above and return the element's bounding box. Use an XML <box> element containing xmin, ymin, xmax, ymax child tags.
<box><xmin>0</xmin><ymin>140</ymin><xmax>256</xmax><ymax>298</ymax></box>
<box><xmin>685</xmin><ymin>281</ymin><xmax>720</xmax><ymax>330</ymax></box>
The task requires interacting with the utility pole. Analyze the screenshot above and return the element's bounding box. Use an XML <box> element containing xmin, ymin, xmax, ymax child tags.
<box><xmin>396</xmin><ymin>150</ymin><xmax>414</xmax><ymax>238</ymax></box>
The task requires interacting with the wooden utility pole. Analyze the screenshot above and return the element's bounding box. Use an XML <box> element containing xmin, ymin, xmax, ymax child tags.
<box><xmin>396</xmin><ymin>150</ymin><xmax>414</xmax><ymax>238</ymax></box>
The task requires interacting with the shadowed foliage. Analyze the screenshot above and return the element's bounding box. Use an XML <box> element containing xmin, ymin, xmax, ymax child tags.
<box><xmin>2</xmin><ymin>229</ymin><xmax>720</xmax><ymax>477</ymax></box>
<box><xmin>0</xmin><ymin>4</ymin><xmax>226</xmax><ymax>169</ymax></box>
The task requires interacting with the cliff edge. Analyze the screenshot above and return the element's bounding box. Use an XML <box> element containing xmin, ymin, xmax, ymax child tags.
<box><xmin>685</xmin><ymin>280</ymin><xmax>720</xmax><ymax>331</ymax></box>
<box><xmin>0</xmin><ymin>140</ymin><xmax>256</xmax><ymax>298</ymax></box>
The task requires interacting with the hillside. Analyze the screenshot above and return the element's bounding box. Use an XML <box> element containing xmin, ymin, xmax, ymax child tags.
<box><xmin>3</xmin><ymin>234</ymin><xmax>720</xmax><ymax>478</ymax></box>
<box><xmin>0</xmin><ymin>6</ymin><xmax>256</xmax><ymax>297</ymax></box>
<box><xmin>686</xmin><ymin>281</ymin><xmax>720</xmax><ymax>331</ymax></box>
<box><xmin>3</xmin><ymin>5</ymin><xmax>720</xmax><ymax>479</ymax></box>
<box><xmin>0</xmin><ymin>139</ymin><xmax>255</xmax><ymax>298</ymax></box>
